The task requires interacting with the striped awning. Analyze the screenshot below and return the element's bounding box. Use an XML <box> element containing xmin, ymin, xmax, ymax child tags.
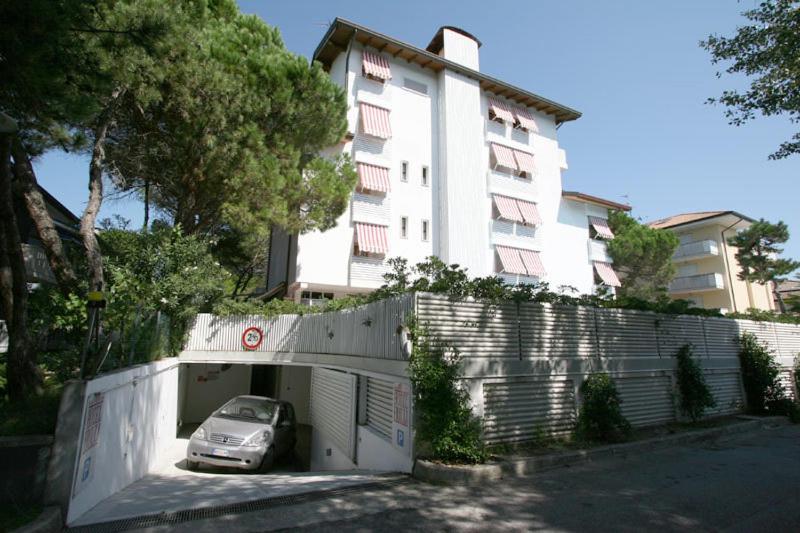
<box><xmin>496</xmin><ymin>245</ymin><xmax>526</xmax><ymax>275</ymax></box>
<box><xmin>362</xmin><ymin>51</ymin><xmax>391</xmax><ymax>81</ymax></box>
<box><xmin>490</xmin><ymin>143</ymin><xmax>518</xmax><ymax>170</ymax></box>
<box><xmin>360</xmin><ymin>102</ymin><xmax>392</xmax><ymax>139</ymax></box>
<box><xmin>594</xmin><ymin>261</ymin><xmax>621</xmax><ymax>287</ymax></box>
<box><xmin>516</xmin><ymin>199</ymin><xmax>542</xmax><ymax>226</ymax></box>
<box><xmin>356</xmin><ymin>162</ymin><xmax>390</xmax><ymax>193</ymax></box>
<box><xmin>355</xmin><ymin>222</ymin><xmax>389</xmax><ymax>254</ymax></box>
<box><xmin>514</xmin><ymin>107</ymin><xmax>539</xmax><ymax>132</ymax></box>
<box><xmin>519</xmin><ymin>249</ymin><xmax>546</xmax><ymax>277</ymax></box>
<box><xmin>493</xmin><ymin>194</ymin><xmax>523</xmax><ymax>222</ymax></box>
<box><xmin>588</xmin><ymin>216</ymin><xmax>614</xmax><ymax>239</ymax></box>
<box><xmin>514</xmin><ymin>149</ymin><xmax>536</xmax><ymax>175</ymax></box>
<box><xmin>488</xmin><ymin>98</ymin><xmax>515</xmax><ymax>123</ymax></box>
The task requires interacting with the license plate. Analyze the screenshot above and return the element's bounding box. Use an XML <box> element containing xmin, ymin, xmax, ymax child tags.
<box><xmin>212</xmin><ymin>448</ymin><xmax>229</xmax><ymax>457</ymax></box>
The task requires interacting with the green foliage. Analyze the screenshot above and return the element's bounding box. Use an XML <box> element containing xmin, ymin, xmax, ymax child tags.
<box><xmin>576</xmin><ymin>373</ymin><xmax>631</xmax><ymax>443</ymax></box>
<box><xmin>101</xmin><ymin>225</ymin><xmax>229</xmax><ymax>359</ymax></box>
<box><xmin>407</xmin><ymin>319</ymin><xmax>486</xmax><ymax>464</ymax></box>
<box><xmin>0</xmin><ymin>382</ymin><xmax>61</xmax><ymax>436</ymax></box>
<box><xmin>727</xmin><ymin>308</ymin><xmax>800</xmax><ymax>325</ymax></box>
<box><xmin>674</xmin><ymin>344</ymin><xmax>715</xmax><ymax>422</ymax></box>
<box><xmin>606</xmin><ymin>210</ymin><xmax>680</xmax><ymax>301</ymax></box>
<box><xmin>737</xmin><ymin>332</ymin><xmax>797</xmax><ymax>420</ymax></box>
<box><xmin>726</xmin><ymin>219</ymin><xmax>799</xmax><ymax>292</ymax></box>
<box><xmin>701</xmin><ymin>0</ymin><xmax>800</xmax><ymax>159</ymax></box>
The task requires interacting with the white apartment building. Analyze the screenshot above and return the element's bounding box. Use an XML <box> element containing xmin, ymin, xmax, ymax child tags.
<box><xmin>267</xmin><ymin>19</ymin><xmax>630</xmax><ymax>304</ymax></box>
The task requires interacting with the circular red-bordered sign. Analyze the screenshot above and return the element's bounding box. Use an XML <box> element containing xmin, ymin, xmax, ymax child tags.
<box><xmin>241</xmin><ymin>326</ymin><xmax>264</xmax><ymax>350</ymax></box>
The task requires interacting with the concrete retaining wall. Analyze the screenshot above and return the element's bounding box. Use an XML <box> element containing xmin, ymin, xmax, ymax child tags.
<box><xmin>0</xmin><ymin>435</ymin><xmax>52</xmax><ymax>505</ymax></box>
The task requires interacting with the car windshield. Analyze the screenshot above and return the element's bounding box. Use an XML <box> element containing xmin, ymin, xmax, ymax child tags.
<box><xmin>214</xmin><ymin>397</ymin><xmax>277</xmax><ymax>422</ymax></box>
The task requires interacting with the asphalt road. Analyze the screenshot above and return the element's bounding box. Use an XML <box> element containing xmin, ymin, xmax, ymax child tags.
<box><xmin>133</xmin><ymin>423</ymin><xmax>800</xmax><ymax>532</ymax></box>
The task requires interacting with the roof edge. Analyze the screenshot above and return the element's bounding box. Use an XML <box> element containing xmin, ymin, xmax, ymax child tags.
<box><xmin>562</xmin><ymin>191</ymin><xmax>631</xmax><ymax>212</ymax></box>
<box><xmin>647</xmin><ymin>211</ymin><xmax>755</xmax><ymax>230</ymax></box>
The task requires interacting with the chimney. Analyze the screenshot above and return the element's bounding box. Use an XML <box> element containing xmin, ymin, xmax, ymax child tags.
<box><xmin>426</xmin><ymin>26</ymin><xmax>481</xmax><ymax>70</ymax></box>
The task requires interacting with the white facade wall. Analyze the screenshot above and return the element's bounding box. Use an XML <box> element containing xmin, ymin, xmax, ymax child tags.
<box><xmin>294</xmin><ymin>30</ymin><xmax>611</xmax><ymax>297</ymax></box>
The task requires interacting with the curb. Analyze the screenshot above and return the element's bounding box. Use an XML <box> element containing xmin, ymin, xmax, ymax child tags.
<box><xmin>413</xmin><ymin>416</ymin><xmax>789</xmax><ymax>485</ymax></box>
<box><xmin>13</xmin><ymin>506</ymin><xmax>62</xmax><ymax>533</ymax></box>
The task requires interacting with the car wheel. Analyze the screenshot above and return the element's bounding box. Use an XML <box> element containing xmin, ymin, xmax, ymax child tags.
<box><xmin>258</xmin><ymin>447</ymin><xmax>275</xmax><ymax>473</ymax></box>
<box><xmin>187</xmin><ymin>460</ymin><xmax>199</xmax><ymax>471</ymax></box>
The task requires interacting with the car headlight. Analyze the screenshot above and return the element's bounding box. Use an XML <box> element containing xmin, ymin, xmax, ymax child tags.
<box><xmin>243</xmin><ymin>430</ymin><xmax>272</xmax><ymax>447</ymax></box>
<box><xmin>192</xmin><ymin>427</ymin><xmax>207</xmax><ymax>441</ymax></box>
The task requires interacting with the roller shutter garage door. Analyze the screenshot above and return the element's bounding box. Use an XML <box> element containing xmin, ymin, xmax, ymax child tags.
<box><xmin>365</xmin><ymin>377</ymin><xmax>393</xmax><ymax>440</ymax></box>
<box><xmin>310</xmin><ymin>368</ymin><xmax>357</xmax><ymax>460</ymax></box>
<box><xmin>704</xmin><ymin>372</ymin><xmax>744</xmax><ymax>416</ymax></box>
<box><xmin>615</xmin><ymin>376</ymin><xmax>675</xmax><ymax>427</ymax></box>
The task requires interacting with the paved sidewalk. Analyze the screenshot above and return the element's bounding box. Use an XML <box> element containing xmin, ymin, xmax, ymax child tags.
<box><xmin>127</xmin><ymin>423</ymin><xmax>800</xmax><ymax>532</ymax></box>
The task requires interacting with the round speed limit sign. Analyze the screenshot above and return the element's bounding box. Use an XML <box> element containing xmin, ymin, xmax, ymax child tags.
<box><xmin>241</xmin><ymin>326</ymin><xmax>264</xmax><ymax>350</ymax></box>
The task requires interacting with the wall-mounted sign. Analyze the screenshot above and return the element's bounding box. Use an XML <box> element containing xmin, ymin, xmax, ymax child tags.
<box><xmin>73</xmin><ymin>392</ymin><xmax>104</xmax><ymax>498</ymax></box>
<box><xmin>392</xmin><ymin>382</ymin><xmax>411</xmax><ymax>456</ymax></box>
<box><xmin>241</xmin><ymin>326</ymin><xmax>264</xmax><ymax>350</ymax></box>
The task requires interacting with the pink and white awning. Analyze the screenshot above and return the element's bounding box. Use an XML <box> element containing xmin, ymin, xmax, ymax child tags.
<box><xmin>496</xmin><ymin>246</ymin><xmax>546</xmax><ymax>277</ymax></box>
<box><xmin>513</xmin><ymin>149</ymin><xmax>536</xmax><ymax>175</ymax></box>
<box><xmin>496</xmin><ymin>245</ymin><xmax>527</xmax><ymax>275</ymax></box>
<box><xmin>356</xmin><ymin>162</ymin><xmax>390</xmax><ymax>193</ymax></box>
<box><xmin>593</xmin><ymin>261</ymin><xmax>621</xmax><ymax>287</ymax></box>
<box><xmin>490</xmin><ymin>143</ymin><xmax>518</xmax><ymax>170</ymax></box>
<box><xmin>355</xmin><ymin>222</ymin><xmax>389</xmax><ymax>254</ymax></box>
<box><xmin>516</xmin><ymin>198</ymin><xmax>542</xmax><ymax>226</ymax></box>
<box><xmin>514</xmin><ymin>107</ymin><xmax>539</xmax><ymax>132</ymax></box>
<box><xmin>493</xmin><ymin>194</ymin><xmax>523</xmax><ymax>222</ymax></box>
<box><xmin>360</xmin><ymin>102</ymin><xmax>392</xmax><ymax>139</ymax></box>
<box><xmin>488</xmin><ymin>98</ymin><xmax>515</xmax><ymax>123</ymax></box>
<box><xmin>588</xmin><ymin>216</ymin><xmax>614</xmax><ymax>239</ymax></box>
<box><xmin>519</xmin><ymin>249</ymin><xmax>546</xmax><ymax>277</ymax></box>
<box><xmin>362</xmin><ymin>51</ymin><xmax>391</xmax><ymax>81</ymax></box>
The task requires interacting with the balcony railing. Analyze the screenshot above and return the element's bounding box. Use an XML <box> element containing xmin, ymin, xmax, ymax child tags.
<box><xmin>486</xmin><ymin>169</ymin><xmax>538</xmax><ymax>200</ymax></box>
<box><xmin>587</xmin><ymin>239</ymin><xmax>611</xmax><ymax>263</ymax></box>
<box><xmin>673</xmin><ymin>239</ymin><xmax>719</xmax><ymax>261</ymax></box>
<box><xmin>352</xmin><ymin>193</ymin><xmax>390</xmax><ymax>224</ymax></box>
<box><xmin>350</xmin><ymin>256</ymin><xmax>388</xmax><ymax>288</ymax></box>
<box><xmin>669</xmin><ymin>272</ymin><xmax>725</xmax><ymax>293</ymax></box>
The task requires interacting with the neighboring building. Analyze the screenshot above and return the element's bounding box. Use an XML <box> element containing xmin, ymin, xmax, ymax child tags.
<box><xmin>648</xmin><ymin>211</ymin><xmax>775</xmax><ymax>313</ymax></box>
<box><xmin>775</xmin><ymin>279</ymin><xmax>800</xmax><ymax>311</ymax></box>
<box><xmin>13</xmin><ymin>185</ymin><xmax>81</xmax><ymax>284</ymax></box>
<box><xmin>267</xmin><ymin>19</ymin><xmax>629</xmax><ymax>303</ymax></box>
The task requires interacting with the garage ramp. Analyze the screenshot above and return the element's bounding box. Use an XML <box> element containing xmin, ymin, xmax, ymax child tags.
<box><xmin>69</xmin><ymin>435</ymin><xmax>403</xmax><ymax>529</ymax></box>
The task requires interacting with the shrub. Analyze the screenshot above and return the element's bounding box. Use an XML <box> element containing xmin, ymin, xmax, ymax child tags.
<box><xmin>407</xmin><ymin>319</ymin><xmax>486</xmax><ymax>464</ymax></box>
<box><xmin>576</xmin><ymin>373</ymin><xmax>631</xmax><ymax>442</ymax></box>
<box><xmin>674</xmin><ymin>344</ymin><xmax>715</xmax><ymax>421</ymax></box>
<box><xmin>737</xmin><ymin>332</ymin><xmax>798</xmax><ymax>420</ymax></box>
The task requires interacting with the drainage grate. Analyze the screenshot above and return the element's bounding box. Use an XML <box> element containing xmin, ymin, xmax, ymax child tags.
<box><xmin>67</xmin><ymin>474</ymin><xmax>408</xmax><ymax>533</ymax></box>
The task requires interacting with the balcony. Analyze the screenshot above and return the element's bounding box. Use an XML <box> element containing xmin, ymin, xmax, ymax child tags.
<box><xmin>487</xmin><ymin>169</ymin><xmax>538</xmax><ymax>201</ymax></box>
<box><xmin>350</xmin><ymin>256</ymin><xmax>388</xmax><ymax>288</ymax></box>
<box><xmin>352</xmin><ymin>193</ymin><xmax>390</xmax><ymax>225</ymax></box>
<box><xmin>587</xmin><ymin>239</ymin><xmax>612</xmax><ymax>263</ymax></box>
<box><xmin>669</xmin><ymin>272</ymin><xmax>725</xmax><ymax>294</ymax></box>
<box><xmin>673</xmin><ymin>239</ymin><xmax>719</xmax><ymax>262</ymax></box>
<box><xmin>490</xmin><ymin>219</ymin><xmax>539</xmax><ymax>249</ymax></box>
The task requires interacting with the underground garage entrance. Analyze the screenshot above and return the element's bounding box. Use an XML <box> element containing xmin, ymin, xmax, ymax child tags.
<box><xmin>177</xmin><ymin>362</ymin><xmax>413</xmax><ymax>474</ymax></box>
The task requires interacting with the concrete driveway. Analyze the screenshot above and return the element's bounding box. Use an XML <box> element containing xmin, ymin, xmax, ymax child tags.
<box><xmin>118</xmin><ymin>422</ymin><xmax>800</xmax><ymax>532</ymax></box>
<box><xmin>69</xmin><ymin>426</ymin><xmax>392</xmax><ymax>528</ymax></box>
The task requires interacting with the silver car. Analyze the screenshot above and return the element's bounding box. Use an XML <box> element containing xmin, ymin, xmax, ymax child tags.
<box><xmin>186</xmin><ymin>395</ymin><xmax>297</xmax><ymax>472</ymax></box>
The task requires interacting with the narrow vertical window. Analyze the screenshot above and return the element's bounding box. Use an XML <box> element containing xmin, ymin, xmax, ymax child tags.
<box><xmin>400</xmin><ymin>216</ymin><xmax>408</xmax><ymax>239</ymax></box>
<box><xmin>421</xmin><ymin>166</ymin><xmax>429</xmax><ymax>186</ymax></box>
<box><xmin>421</xmin><ymin>220</ymin><xmax>429</xmax><ymax>242</ymax></box>
<box><xmin>401</xmin><ymin>161</ymin><xmax>408</xmax><ymax>182</ymax></box>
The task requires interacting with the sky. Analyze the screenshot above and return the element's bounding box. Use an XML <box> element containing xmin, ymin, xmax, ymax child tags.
<box><xmin>33</xmin><ymin>0</ymin><xmax>800</xmax><ymax>260</ymax></box>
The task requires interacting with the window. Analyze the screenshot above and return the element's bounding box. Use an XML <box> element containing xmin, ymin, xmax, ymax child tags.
<box><xmin>421</xmin><ymin>166</ymin><xmax>429</xmax><ymax>186</ymax></box>
<box><xmin>421</xmin><ymin>220</ymin><xmax>429</xmax><ymax>242</ymax></box>
<box><xmin>300</xmin><ymin>291</ymin><xmax>334</xmax><ymax>306</ymax></box>
<box><xmin>401</xmin><ymin>161</ymin><xmax>408</xmax><ymax>182</ymax></box>
<box><xmin>400</xmin><ymin>216</ymin><xmax>408</xmax><ymax>239</ymax></box>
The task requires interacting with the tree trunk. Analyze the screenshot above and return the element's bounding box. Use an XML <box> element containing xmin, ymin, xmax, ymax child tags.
<box><xmin>143</xmin><ymin>177</ymin><xmax>150</xmax><ymax>231</ymax></box>
<box><xmin>82</xmin><ymin>89</ymin><xmax>123</xmax><ymax>293</ymax></box>
<box><xmin>10</xmin><ymin>138</ymin><xmax>78</xmax><ymax>295</ymax></box>
<box><xmin>0</xmin><ymin>134</ymin><xmax>42</xmax><ymax>401</ymax></box>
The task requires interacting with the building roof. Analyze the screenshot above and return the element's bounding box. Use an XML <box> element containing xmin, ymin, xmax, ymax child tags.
<box><xmin>561</xmin><ymin>191</ymin><xmax>631</xmax><ymax>212</ymax></box>
<box><xmin>647</xmin><ymin>211</ymin><xmax>754</xmax><ymax>230</ymax></box>
<box><xmin>313</xmin><ymin>18</ymin><xmax>582</xmax><ymax>124</ymax></box>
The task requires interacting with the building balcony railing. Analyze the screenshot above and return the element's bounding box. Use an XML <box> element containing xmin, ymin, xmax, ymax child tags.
<box><xmin>352</xmin><ymin>193</ymin><xmax>390</xmax><ymax>225</ymax></box>
<box><xmin>350</xmin><ymin>255</ymin><xmax>388</xmax><ymax>288</ymax></box>
<box><xmin>673</xmin><ymin>239</ymin><xmax>719</xmax><ymax>262</ymax></box>
<box><xmin>669</xmin><ymin>272</ymin><xmax>725</xmax><ymax>294</ymax></box>
<box><xmin>486</xmin><ymin>169</ymin><xmax>538</xmax><ymax>201</ymax></box>
<box><xmin>587</xmin><ymin>239</ymin><xmax>612</xmax><ymax>263</ymax></box>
